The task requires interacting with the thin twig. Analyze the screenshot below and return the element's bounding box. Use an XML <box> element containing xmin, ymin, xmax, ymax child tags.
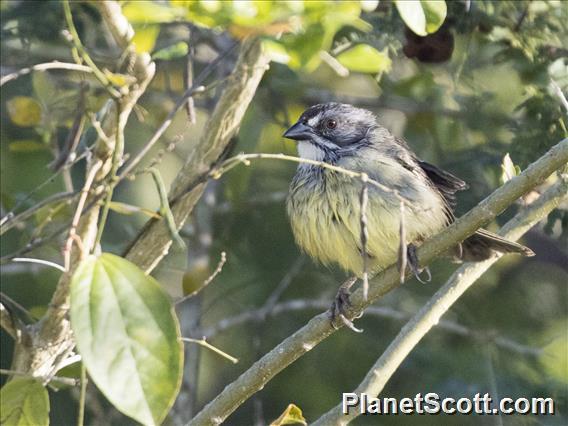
<box><xmin>0</xmin><ymin>303</ymin><xmax>18</xmax><ymax>339</ymax></box>
<box><xmin>93</xmin><ymin>101</ymin><xmax>123</xmax><ymax>248</ymax></box>
<box><xmin>0</xmin><ymin>61</ymin><xmax>93</xmax><ymax>86</ymax></box>
<box><xmin>12</xmin><ymin>257</ymin><xmax>65</xmax><ymax>272</ymax></box>
<box><xmin>117</xmin><ymin>41</ymin><xmax>239</xmax><ymax>180</ymax></box>
<box><xmin>63</xmin><ymin>160</ymin><xmax>102</xmax><ymax>271</ymax></box>
<box><xmin>185</xmin><ymin>27</ymin><xmax>197</xmax><ymax>124</ymax></box>
<box><xmin>0</xmin><ymin>191</ymin><xmax>76</xmax><ymax>236</ymax></box>
<box><xmin>202</xmin><ymin>251</ymin><xmax>227</xmax><ymax>288</ymax></box>
<box><xmin>77</xmin><ymin>364</ymin><xmax>87</xmax><ymax>426</ymax></box>
<box><xmin>62</xmin><ymin>0</ymin><xmax>121</xmax><ymax>99</ymax></box>
<box><xmin>181</xmin><ymin>337</ymin><xmax>238</xmax><ymax>364</ymax></box>
<box><xmin>398</xmin><ymin>200</ymin><xmax>407</xmax><ymax>283</ymax></box>
<box><xmin>147</xmin><ymin>167</ymin><xmax>186</xmax><ymax>249</ymax></box>
<box><xmin>213</xmin><ymin>153</ymin><xmax>411</xmax><ymax>206</ymax></box>
<box><xmin>176</xmin><ymin>252</ymin><xmax>227</xmax><ymax>305</ymax></box>
<box><xmin>0</xmin><ymin>368</ymin><xmax>79</xmax><ymax>387</ymax></box>
<box><xmin>359</xmin><ymin>176</ymin><xmax>369</xmax><ymax>300</ymax></box>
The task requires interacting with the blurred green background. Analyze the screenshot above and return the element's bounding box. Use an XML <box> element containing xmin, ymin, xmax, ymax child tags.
<box><xmin>1</xmin><ymin>1</ymin><xmax>567</xmax><ymax>425</ymax></box>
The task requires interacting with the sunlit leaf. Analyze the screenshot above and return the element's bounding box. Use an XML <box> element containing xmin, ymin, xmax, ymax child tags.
<box><xmin>70</xmin><ymin>253</ymin><xmax>183</xmax><ymax>425</ymax></box>
<box><xmin>270</xmin><ymin>403</ymin><xmax>307</xmax><ymax>426</ymax></box>
<box><xmin>6</xmin><ymin>96</ymin><xmax>42</xmax><ymax>127</ymax></box>
<box><xmin>152</xmin><ymin>42</ymin><xmax>189</xmax><ymax>61</ymax></box>
<box><xmin>132</xmin><ymin>25</ymin><xmax>160</xmax><ymax>54</ymax></box>
<box><xmin>109</xmin><ymin>201</ymin><xmax>161</xmax><ymax>219</ymax></box>
<box><xmin>262</xmin><ymin>40</ymin><xmax>291</xmax><ymax>64</ymax></box>
<box><xmin>336</xmin><ymin>44</ymin><xmax>392</xmax><ymax>74</ymax></box>
<box><xmin>123</xmin><ymin>2</ymin><xmax>185</xmax><ymax>24</ymax></box>
<box><xmin>0</xmin><ymin>378</ymin><xmax>50</xmax><ymax>426</ymax></box>
<box><xmin>395</xmin><ymin>0</ymin><xmax>447</xmax><ymax>36</ymax></box>
<box><xmin>500</xmin><ymin>153</ymin><xmax>520</xmax><ymax>184</ymax></box>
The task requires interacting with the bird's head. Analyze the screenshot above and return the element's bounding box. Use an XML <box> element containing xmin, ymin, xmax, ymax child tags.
<box><xmin>283</xmin><ymin>103</ymin><xmax>378</xmax><ymax>160</ymax></box>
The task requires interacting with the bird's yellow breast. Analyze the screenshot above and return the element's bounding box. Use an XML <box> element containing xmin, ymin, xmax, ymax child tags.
<box><xmin>286</xmin><ymin>160</ymin><xmax>448</xmax><ymax>277</ymax></box>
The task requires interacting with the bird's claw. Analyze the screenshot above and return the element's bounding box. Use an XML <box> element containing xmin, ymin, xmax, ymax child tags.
<box><xmin>407</xmin><ymin>244</ymin><xmax>432</xmax><ymax>284</ymax></box>
<box><xmin>330</xmin><ymin>286</ymin><xmax>351</xmax><ymax>324</ymax></box>
<box><xmin>329</xmin><ymin>281</ymin><xmax>364</xmax><ymax>333</ymax></box>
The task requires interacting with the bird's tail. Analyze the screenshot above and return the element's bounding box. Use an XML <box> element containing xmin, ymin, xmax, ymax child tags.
<box><xmin>459</xmin><ymin>228</ymin><xmax>535</xmax><ymax>261</ymax></box>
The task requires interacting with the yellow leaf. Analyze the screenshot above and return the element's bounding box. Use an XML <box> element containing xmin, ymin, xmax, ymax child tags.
<box><xmin>132</xmin><ymin>25</ymin><xmax>160</xmax><ymax>54</ymax></box>
<box><xmin>270</xmin><ymin>404</ymin><xmax>307</xmax><ymax>426</ymax></box>
<box><xmin>6</xmin><ymin>96</ymin><xmax>42</xmax><ymax>127</ymax></box>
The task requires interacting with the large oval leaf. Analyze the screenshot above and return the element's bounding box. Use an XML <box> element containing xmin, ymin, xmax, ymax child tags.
<box><xmin>0</xmin><ymin>378</ymin><xmax>50</xmax><ymax>426</ymax></box>
<box><xmin>395</xmin><ymin>0</ymin><xmax>447</xmax><ymax>36</ymax></box>
<box><xmin>70</xmin><ymin>253</ymin><xmax>183</xmax><ymax>425</ymax></box>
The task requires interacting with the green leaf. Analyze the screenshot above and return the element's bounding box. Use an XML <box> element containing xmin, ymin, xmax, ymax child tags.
<box><xmin>6</xmin><ymin>96</ymin><xmax>42</xmax><ymax>127</ymax></box>
<box><xmin>336</xmin><ymin>44</ymin><xmax>392</xmax><ymax>74</ymax></box>
<box><xmin>270</xmin><ymin>403</ymin><xmax>307</xmax><ymax>426</ymax></box>
<box><xmin>0</xmin><ymin>378</ymin><xmax>50</xmax><ymax>426</ymax></box>
<box><xmin>152</xmin><ymin>42</ymin><xmax>189</xmax><ymax>61</ymax></box>
<box><xmin>70</xmin><ymin>253</ymin><xmax>183</xmax><ymax>425</ymax></box>
<box><xmin>395</xmin><ymin>0</ymin><xmax>447</xmax><ymax>36</ymax></box>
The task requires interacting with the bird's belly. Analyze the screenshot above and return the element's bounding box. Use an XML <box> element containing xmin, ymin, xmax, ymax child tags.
<box><xmin>287</xmin><ymin>173</ymin><xmax>446</xmax><ymax>276</ymax></box>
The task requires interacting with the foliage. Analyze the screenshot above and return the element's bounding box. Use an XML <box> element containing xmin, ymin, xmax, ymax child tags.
<box><xmin>0</xmin><ymin>378</ymin><xmax>49</xmax><ymax>426</ymax></box>
<box><xmin>70</xmin><ymin>253</ymin><xmax>183</xmax><ymax>425</ymax></box>
<box><xmin>1</xmin><ymin>0</ymin><xmax>566</xmax><ymax>425</ymax></box>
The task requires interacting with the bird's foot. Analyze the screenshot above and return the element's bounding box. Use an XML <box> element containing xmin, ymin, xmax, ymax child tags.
<box><xmin>407</xmin><ymin>243</ymin><xmax>431</xmax><ymax>284</ymax></box>
<box><xmin>329</xmin><ymin>277</ymin><xmax>363</xmax><ymax>333</ymax></box>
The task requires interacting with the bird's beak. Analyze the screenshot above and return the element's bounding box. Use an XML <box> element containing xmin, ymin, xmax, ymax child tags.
<box><xmin>283</xmin><ymin>122</ymin><xmax>313</xmax><ymax>141</ymax></box>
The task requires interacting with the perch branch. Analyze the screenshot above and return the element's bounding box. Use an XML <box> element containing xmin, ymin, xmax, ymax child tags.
<box><xmin>188</xmin><ymin>138</ymin><xmax>568</xmax><ymax>426</ymax></box>
<box><xmin>313</xmin><ymin>174</ymin><xmax>568</xmax><ymax>426</ymax></box>
<box><xmin>0</xmin><ymin>61</ymin><xmax>93</xmax><ymax>86</ymax></box>
<box><xmin>124</xmin><ymin>37</ymin><xmax>270</xmax><ymax>273</ymax></box>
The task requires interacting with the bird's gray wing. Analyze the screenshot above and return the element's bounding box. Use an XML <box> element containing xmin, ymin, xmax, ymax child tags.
<box><xmin>417</xmin><ymin>160</ymin><xmax>468</xmax><ymax>210</ymax></box>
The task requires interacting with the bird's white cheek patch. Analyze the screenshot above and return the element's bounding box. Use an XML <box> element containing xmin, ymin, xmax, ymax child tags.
<box><xmin>297</xmin><ymin>141</ymin><xmax>325</xmax><ymax>161</ymax></box>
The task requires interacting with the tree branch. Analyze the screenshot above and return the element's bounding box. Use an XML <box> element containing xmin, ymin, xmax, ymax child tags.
<box><xmin>0</xmin><ymin>61</ymin><xmax>94</xmax><ymax>87</ymax></box>
<box><xmin>8</xmin><ymin>0</ymin><xmax>155</xmax><ymax>380</ymax></box>
<box><xmin>125</xmin><ymin>37</ymin><xmax>270</xmax><ymax>273</ymax></box>
<box><xmin>199</xmin><ymin>299</ymin><xmax>543</xmax><ymax>358</ymax></box>
<box><xmin>313</xmin><ymin>174</ymin><xmax>568</xmax><ymax>426</ymax></box>
<box><xmin>188</xmin><ymin>138</ymin><xmax>568</xmax><ymax>426</ymax></box>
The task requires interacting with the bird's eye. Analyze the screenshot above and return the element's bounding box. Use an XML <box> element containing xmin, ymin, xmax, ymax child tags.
<box><xmin>325</xmin><ymin>119</ymin><xmax>337</xmax><ymax>129</ymax></box>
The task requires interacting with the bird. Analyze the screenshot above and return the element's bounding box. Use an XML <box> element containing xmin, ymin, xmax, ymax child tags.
<box><xmin>283</xmin><ymin>103</ymin><xmax>534</xmax><ymax>324</ymax></box>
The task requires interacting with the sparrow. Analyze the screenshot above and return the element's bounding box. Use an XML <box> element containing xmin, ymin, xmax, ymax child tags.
<box><xmin>283</xmin><ymin>103</ymin><xmax>534</xmax><ymax>323</ymax></box>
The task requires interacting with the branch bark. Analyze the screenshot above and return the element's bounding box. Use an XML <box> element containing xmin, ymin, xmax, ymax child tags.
<box><xmin>8</xmin><ymin>0</ymin><xmax>155</xmax><ymax>379</ymax></box>
<box><xmin>125</xmin><ymin>37</ymin><xmax>270</xmax><ymax>273</ymax></box>
<box><xmin>313</xmin><ymin>174</ymin><xmax>568</xmax><ymax>425</ymax></box>
<box><xmin>188</xmin><ymin>138</ymin><xmax>568</xmax><ymax>426</ymax></box>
